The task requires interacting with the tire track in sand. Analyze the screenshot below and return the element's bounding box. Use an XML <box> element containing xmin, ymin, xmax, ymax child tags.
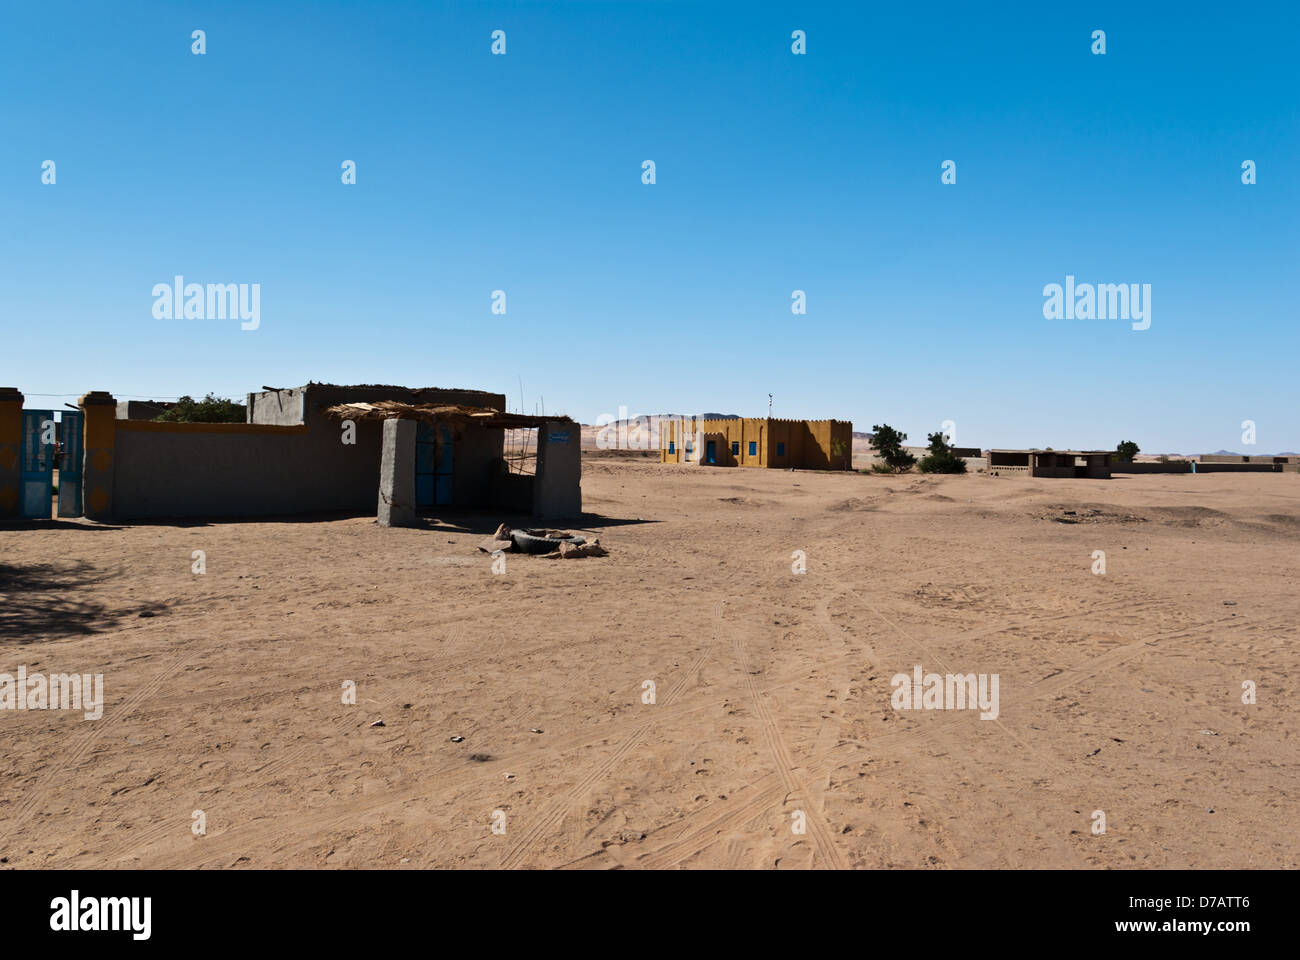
<box><xmin>637</xmin><ymin>608</ymin><xmax>1246</xmax><ymax>870</ymax></box>
<box><xmin>497</xmin><ymin>601</ymin><xmax>726</xmax><ymax>869</ymax></box>
<box><xmin>109</xmin><ymin>639</ymin><xmax>852</xmax><ymax>866</ymax></box>
<box><xmin>724</xmin><ymin>614</ymin><xmax>847</xmax><ymax>870</ymax></box>
<box><xmin>0</xmin><ymin>645</ymin><xmax>200</xmax><ymax>850</ymax></box>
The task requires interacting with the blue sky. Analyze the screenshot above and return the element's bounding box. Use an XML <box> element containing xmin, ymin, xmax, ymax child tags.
<box><xmin>2</xmin><ymin>1</ymin><xmax>1296</xmax><ymax>453</ymax></box>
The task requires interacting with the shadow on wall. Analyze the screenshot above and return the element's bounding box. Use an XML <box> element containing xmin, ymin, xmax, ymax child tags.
<box><xmin>0</xmin><ymin>560</ymin><xmax>165</xmax><ymax>644</ymax></box>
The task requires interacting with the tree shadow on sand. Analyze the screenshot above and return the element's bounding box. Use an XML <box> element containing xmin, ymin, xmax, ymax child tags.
<box><xmin>0</xmin><ymin>561</ymin><xmax>164</xmax><ymax>645</ymax></box>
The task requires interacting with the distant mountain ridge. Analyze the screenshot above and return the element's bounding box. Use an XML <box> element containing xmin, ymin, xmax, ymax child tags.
<box><xmin>580</xmin><ymin>412</ymin><xmax>741</xmax><ymax>427</ymax></box>
<box><xmin>1207</xmin><ymin>449</ymin><xmax>1298</xmax><ymax>456</ymax></box>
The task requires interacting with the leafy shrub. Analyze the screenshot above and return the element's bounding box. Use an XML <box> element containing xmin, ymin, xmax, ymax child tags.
<box><xmin>917</xmin><ymin>431</ymin><xmax>968</xmax><ymax>474</ymax></box>
<box><xmin>154</xmin><ymin>394</ymin><xmax>246</xmax><ymax>423</ymax></box>
<box><xmin>869</xmin><ymin>424</ymin><xmax>916</xmax><ymax>473</ymax></box>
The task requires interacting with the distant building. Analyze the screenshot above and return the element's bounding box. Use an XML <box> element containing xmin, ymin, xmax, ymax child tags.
<box><xmin>660</xmin><ymin>417</ymin><xmax>852</xmax><ymax>470</ymax></box>
<box><xmin>115</xmin><ymin>400</ymin><xmax>175</xmax><ymax>420</ymax></box>
<box><xmin>988</xmin><ymin>449</ymin><xmax>1112</xmax><ymax>479</ymax></box>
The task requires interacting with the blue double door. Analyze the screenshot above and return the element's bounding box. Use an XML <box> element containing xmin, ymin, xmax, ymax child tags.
<box><xmin>415</xmin><ymin>421</ymin><xmax>453</xmax><ymax>509</ymax></box>
<box><xmin>20</xmin><ymin>409</ymin><xmax>83</xmax><ymax>518</ymax></box>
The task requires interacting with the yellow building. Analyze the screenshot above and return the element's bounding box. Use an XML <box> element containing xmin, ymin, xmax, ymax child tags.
<box><xmin>659</xmin><ymin>417</ymin><xmax>852</xmax><ymax>470</ymax></box>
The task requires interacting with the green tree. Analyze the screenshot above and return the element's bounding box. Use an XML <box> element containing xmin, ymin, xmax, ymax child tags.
<box><xmin>1115</xmin><ymin>440</ymin><xmax>1140</xmax><ymax>463</ymax></box>
<box><xmin>918</xmin><ymin>431</ymin><xmax>968</xmax><ymax>474</ymax></box>
<box><xmin>154</xmin><ymin>394</ymin><xmax>246</xmax><ymax>423</ymax></box>
<box><xmin>870</xmin><ymin>424</ymin><xmax>916</xmax><ymax>473</ymax></box>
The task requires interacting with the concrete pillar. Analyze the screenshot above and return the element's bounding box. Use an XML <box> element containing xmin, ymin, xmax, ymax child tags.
<box><xmin>534</xmin><ymin>420</ymin><xmax>581</xmax><ymax>520</ymax></box>
<box><xmin>78</xmin><ymin>391</ymin><xmax>116</xmax><ymax>521</ymax></box>
<box><xmin>0</xmin><ymin>388</ymin><xmax>23</xmax><ymax>521</ymax></box>
<box><xmin>378</xmin><ymin>418</ymin><xmax>417</xmax><ymax>527</ymax></box>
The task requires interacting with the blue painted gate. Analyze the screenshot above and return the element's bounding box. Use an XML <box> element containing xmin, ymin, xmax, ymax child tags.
<box><xmin>19</xmin><ymin>409</ymin><xmax>83</xmax><ymax>519</ymax></box>
<box><xmin>415</xmin><ymin>421</ymin><xmax>454</xmax><ymax>509</ymax></box>
<box><xmin>58</xmin><ymin>410</ymin><xmax>84</xmax><ymax>517</ymax></box>
<box><xmin>20</xmin><ymin>409</ymin><xmax>55</xmax><ymax>518</ymax></box>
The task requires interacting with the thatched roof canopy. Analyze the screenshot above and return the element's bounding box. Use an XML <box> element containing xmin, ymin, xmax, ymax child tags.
<box><xmin>322</xmin><ymin>401</ymin><xmax>571</xmax><ymax>430</ymax></box>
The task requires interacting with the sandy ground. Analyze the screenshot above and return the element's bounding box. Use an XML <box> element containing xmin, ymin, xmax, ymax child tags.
<box><xmin>1</xmin><ymin>461</ymin><xmax>1297</xmax><ymax>869</ymax></box>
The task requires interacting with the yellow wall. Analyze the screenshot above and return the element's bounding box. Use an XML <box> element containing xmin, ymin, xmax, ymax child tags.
<box><xmin>79</xmin><ymin>391</ymin><xmax>117</xmax><ymax>519</ymax></box>
<box><xmin>660</xmin><ymin>417</ymin><xmax>851</xmax><ymax>470</ymax></box>
<box><xmin>0</xmin><ymin>388</ymin><xmax>22</xmax><ymax>518</ymax></box>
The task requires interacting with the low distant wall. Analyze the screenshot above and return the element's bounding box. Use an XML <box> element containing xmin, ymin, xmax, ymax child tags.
<box><xmin>1110</xmin><ymin>461</ymin><xmax>1282</xmax><ymax>475</ymax></box>
<box><xmin>1113</xmin><ymin>461</ymin><xmax>1193</xmax><ymax>474</ymax></box>
<box><xmin>1194</xmin><ymin>462</ymin><xmax>1280</xmax><ymax>473</ymax></box>
<box><xmin>903</xmin><ymin>445</ymin><xmax>981</xmax><ymax>460</ymax></box>
<box><xmin>858</xmin><ymin>454</ymin><xmax>987</xmax><ymax>472</ymax></box>
<box><xmin>1200</xmin><ymin>455</ymin><xmax>1297</xmax><ymax>465</ymax></box>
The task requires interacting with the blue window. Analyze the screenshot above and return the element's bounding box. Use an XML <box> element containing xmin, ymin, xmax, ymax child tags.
<box><xmin>748</xmin><ymin>441</ymin><xmax>757</xmax><ymax>456</ymax></box>
<box><xmin>777</xmin><ymin>442</ymin><xmax>785</xmax><ymax>457</ymax></box>
<box><xmin>731</xmin><ymin>441</ymin><xmax>739</xmax><ymax>455</ymax></box>
<box><xmin>686</xmin><ymin>441</ymin><xmax>693</xmax><ymax>456</ymax></box>
<box><xmin>668</xmin><ymin>441</ymin><xmax>675</xmax><ymax>454</ymax></box>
